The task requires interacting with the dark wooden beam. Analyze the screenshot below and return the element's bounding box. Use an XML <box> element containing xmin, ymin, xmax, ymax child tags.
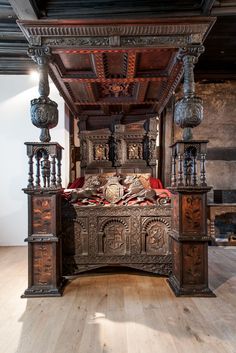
<box><xmin>62</xmin><ymin>77</ymin><xmax>164</xmax><ymax>83</ymax></box>
<box><xmin>202</xmin><ymin>0</ymin><xmax>216</xmax><ymax>15</ymax></box>
<box><xmin>74</xmin><ymin>100</ymin><xmax>158</xmax><ymax>106</ymax></box>
<box><xmin>195</xmin><ymin>70</ymin><xmax>236</xmax><ymax>80</ymax></box>
<box><xmin>0</xmin><ymin>56</ymin><xmax>35</xmax><ymax>74</ymax></box>
<box><xmin>211</xmin><ymin>6</ymin><xmax>236</xmax><ymax>15</ymax></box>
<box><xmin>8</xmin><ymin>0</ymin><xmax>38</xmax><ymax>20</ymax></box>
<box><xmin>136</xmin><ymin>82</ymin><xmax>149</xmax><ymax>102</ymax></box>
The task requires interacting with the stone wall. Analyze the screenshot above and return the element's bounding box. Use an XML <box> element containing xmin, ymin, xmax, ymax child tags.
<box><xmin>163</xmin><ymin>81</ymin><xmax>236</xmax><ymax>201</ymax></box>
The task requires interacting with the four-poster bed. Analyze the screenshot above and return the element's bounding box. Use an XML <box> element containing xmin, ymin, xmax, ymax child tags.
<box><xmin>19</xmin><ymin>16</ymin><xmax>215</xmax><ymax>297</ymax></box>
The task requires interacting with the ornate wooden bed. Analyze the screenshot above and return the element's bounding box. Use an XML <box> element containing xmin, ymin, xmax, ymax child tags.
<box><xmin>21</xmin><ymin>17</ymin><xmax>215</xmax><ymax>298</ymax></box>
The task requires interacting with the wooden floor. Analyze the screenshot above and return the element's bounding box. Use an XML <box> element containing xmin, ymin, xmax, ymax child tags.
<box><xmin>0</xmin><ymin>247</ymin><xmax>236</xmax><ymax>353</ymax></box>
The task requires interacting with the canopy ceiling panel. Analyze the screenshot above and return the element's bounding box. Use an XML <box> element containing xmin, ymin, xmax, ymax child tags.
<box><xmin>18</xmin><ymin>17</ymin><xmax>215</xmax><ymax>126</ymax></box>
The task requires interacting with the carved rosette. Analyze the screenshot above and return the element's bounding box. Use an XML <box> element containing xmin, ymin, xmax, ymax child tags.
<box><xmin>28</xmin><ymin>46</ymin><xmax>58</xmax><ymax>142</ymax></box>
<box><xmin>174</xmin><ymin>45</ymin><xmax>204</xmax><ymax>141</ymax></box>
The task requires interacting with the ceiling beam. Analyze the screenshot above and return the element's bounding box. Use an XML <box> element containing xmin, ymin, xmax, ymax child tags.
<box><xmin>8</xmin><ymin>0</ymin><xmax>38</xmax><ymax>20</ymax></box>
<box><xmin>74</xmin><ymin>100</ymin><xmax>158</xmax><ymax>106</ymax></box>
<box><xmin>202</xmin><ymin>0</ymin><xmax>216</xmax><ymax>15</ymax></box>
<box><xmin>62</xmin><ymin>77</ymin><xmax>164</xmax><ymax>84</ymax></box>
<box><xmin>211</xmin><ymin>6</ymin><xmax>236</xmax><ymax>15</ymax></box>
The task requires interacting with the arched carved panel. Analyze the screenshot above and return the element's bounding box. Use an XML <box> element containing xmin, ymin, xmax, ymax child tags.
<box><xmin>99</xmin><ymin>219</ymin><xmax>129</xmax><ymax>255</ymax></box>
<box><xmin>142</xmin><ymin>218</ymin><xmax>171</xmax><ymax>255</ymax></box>
<box><xmin>62</xmin><ymin>217</ymin><xmax>88</xmax><ymax>256</ymax></box>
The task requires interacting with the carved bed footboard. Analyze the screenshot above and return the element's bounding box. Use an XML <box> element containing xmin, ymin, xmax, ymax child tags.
<box><xmin>61</xmin><ymin>202</ymin><xmax>172</xmax><ymax>276</ymax></box>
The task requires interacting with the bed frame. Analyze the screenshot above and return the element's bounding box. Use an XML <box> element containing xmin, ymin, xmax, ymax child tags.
<box><xmin>21</xmin><ymin>17</ymin><xmax>214</xmax><ymax>298</ymax></box>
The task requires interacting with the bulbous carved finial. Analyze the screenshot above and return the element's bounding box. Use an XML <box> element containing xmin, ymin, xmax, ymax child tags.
<box><xmin>174</xmin><ymin>45</ymin><xmax>205</xmax><ymax>141</ymax></box>
<box><xmin>28</xmin><ymin>46</ymin><xmax>58</xmax><ymax>143</ymax></box>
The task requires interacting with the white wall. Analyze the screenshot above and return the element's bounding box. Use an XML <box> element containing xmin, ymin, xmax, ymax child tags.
<box><xmin>0</xmin><ymin>75</ymin><xmax>69</xmax><ymax>246</ymax></box>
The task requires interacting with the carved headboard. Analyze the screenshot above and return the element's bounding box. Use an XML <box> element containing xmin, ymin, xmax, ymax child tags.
<box><xmin>79</xmin><ymin>117</ymin><xmax>159</xmax><ymax>177</ymax></box>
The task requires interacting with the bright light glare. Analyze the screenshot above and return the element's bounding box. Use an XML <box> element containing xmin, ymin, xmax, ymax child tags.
<box><xmin>30</xmin><ymin>70</ymin><xmax>39</xmax><ymax>82</ymax></box>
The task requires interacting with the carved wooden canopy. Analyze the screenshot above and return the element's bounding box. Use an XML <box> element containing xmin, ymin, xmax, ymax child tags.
<box><xmin>18</xmin><ymin>17</ymin><xmax>215</xmax><ymax>127</ymax></box>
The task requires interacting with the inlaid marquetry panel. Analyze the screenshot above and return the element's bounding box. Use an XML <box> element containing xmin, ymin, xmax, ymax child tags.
<box><xmin>172</xmin><ymin>193</ymin><xmax>179</xmax><ymax>232</ymax></box>
<box><xmin>172</xmin><ymin>240</ymin><xmax>180</xmax><ymax>282</ymax></box>
<box><xmin>32</xmin><ymin>197</ymin><xmax>53</xmax><ymax>235</ymax></box>
<box><xmin>32</xmin><ymin>243</ymin><xmax>53</xmax><ymax>286</ymax></box>
<box><xmin>182</xmin><ymin>194</ymin><xmax>202</xmax><ymax>235</ymax></box>
<box><xmin>182</xmin><ymin>243</ymin><xmax>205</xmax><ymax>285</ymax></box>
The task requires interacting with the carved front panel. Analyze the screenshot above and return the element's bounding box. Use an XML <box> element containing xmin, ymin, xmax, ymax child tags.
<box><xmin>146</xmin><ymin>222</ymin><xmax>168</xmax><ymax>255</ymax></box>
<box><xmin>32</xmin><ymin>196</ymin><xmax>53</xmax><ymax>234</ymax></box>
<box><xmin>62</xmin><ymin>216</ymin><xmax>88</xmax><ymax>256</ymax></box>
<box><xmin>32</xmin><ymin>243</ymin><xmax>53</xmax><ymax>286</ymax></box>
<box><xmin>103</xmin><ymin>221</ymin><xmax>126</xmax><ymax>255</ymax></box>
<box><xmin>141</xmin><ymin>217</ymin><xmax>171</xmax><ymax>255</ymax></box>
<box><xmin>182</xmin><ymin>243</ymin><xmax>204</xmax><ymax>285</ymax></box>
<box><xmin>127</xmin><ymin>143</ymin><xmax>143</xmax><ymax>160</ymax></box>
<box><xmin>61</xmin><ymin>203</ymin><xmax>172</xmax><ymax>275</ymax></box>
<box><xmin>145</xmin><ymin>221</ymin><xmax>169</xmax><ymax>255</ymax></box>
<box><xmin>93</xmin><ymin>143</ymin><xmax>109</xmax><ymax>160</ymax></box>
<box><xmin>182</xmin><ymin>194</ymin><xmax>202</xmax><ymax>235</ymax></box>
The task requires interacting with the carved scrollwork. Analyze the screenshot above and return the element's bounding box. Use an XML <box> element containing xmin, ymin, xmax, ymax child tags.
<box><xmin>28</xmin><ymin>46</ymin><xmax>51</xmax><ymax>65</ymax></box>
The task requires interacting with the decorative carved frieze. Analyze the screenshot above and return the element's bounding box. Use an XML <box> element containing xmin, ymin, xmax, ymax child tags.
<box><xmin>19</xmin><ymin>21</ymin><xmax>213</xmax><ymax>44</ymax></box>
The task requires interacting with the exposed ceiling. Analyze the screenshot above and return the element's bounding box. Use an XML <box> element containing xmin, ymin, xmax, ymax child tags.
<box><xmin>18</xmin><ymin>17</ymin><xmax>214</xmax><ymax>125</ymax></box>
<box><xmin>0</xmin><ymin>1</ymin><xmax>235</xmax><ymax>127</ymax></box>
<box><xmin>0</xmin><ymin>1</ymin><xmax>235</xmax><ymax>77</ymax></box>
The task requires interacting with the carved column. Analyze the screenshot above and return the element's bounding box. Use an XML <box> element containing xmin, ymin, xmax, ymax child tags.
<box><xmin>144</xmin><ymin>117</ymin><xmax>157</xmax><ymax>176</ymax></box>
<box><xmin>174</xmin><ymin>45</ymin><xmax>204</xmax><ymax>141</ymax></box>
<box><xmin>22</xmin><ymin>46</ymin><xmax>66</xmax><ymax>297</ymax></box>
<box><xmin>28</xmin><ymin>46</ymin><xmax>58</xmax><ymax>143</ymax></box>
<box><xmin>168</xmin><ymin>45</ymin><xmax>214</xmax><ymax>297</ymax></box>
<box><xmin>109</xmin><ymin>115</ymin><xmax>123</xmax><ymax>168</ymax></box>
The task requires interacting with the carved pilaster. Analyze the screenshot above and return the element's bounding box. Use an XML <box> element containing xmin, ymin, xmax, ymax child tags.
<box><xmin>168</xmin><ymin>139</ymin><xmax>214</xmax><ymax>297</ymax></box>
<box><xmin>22</xmin><ymin>189</ymin><xmax>66</xmax><ymax>298</ymax></box>
<box><xmin>28</xmin><ymin>46</ymin><xmax>58</xmax><ymax>143</ymax></box>
<box><xmin>109</xmin><ymin>116</ymin><xmax>123</xmax><ymax>167</ymax></box>
<box><xmin>22</xmin><ymin>142</ymin><xmax>66</xmax><ymax>297</ymax></box>
<box><xmin>174</xmin><ymin>45</ymin><xmax>205</xmax><ymax>141</ymax></box>
<box><xmin>143</xmin><ymin>117</ymin><xmax>157</xmax><ymax>167</ymax></box>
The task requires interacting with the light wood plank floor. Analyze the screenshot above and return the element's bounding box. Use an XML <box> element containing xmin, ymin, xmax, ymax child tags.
<box><xmin>0</xmin><ymin>246</ymin><xmax>236</xmax><ymax>353</ymax></box>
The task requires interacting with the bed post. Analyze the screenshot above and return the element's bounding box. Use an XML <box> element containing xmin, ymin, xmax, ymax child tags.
<box><xmin>167</xmin><ymin>45</ymin><xmax>214</xmax><ymax>297</ymax></box>
<box><xmin>22</xmin><ymin>46</ymin><xmax>66</xmax><ymax>297</ymax></box>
